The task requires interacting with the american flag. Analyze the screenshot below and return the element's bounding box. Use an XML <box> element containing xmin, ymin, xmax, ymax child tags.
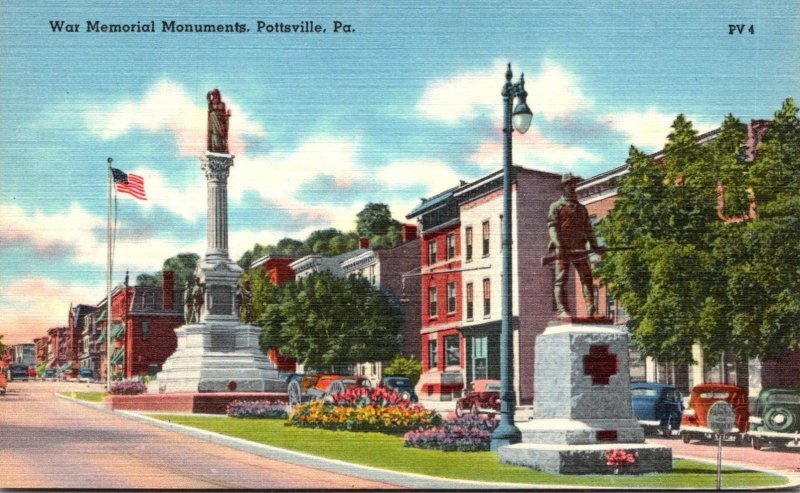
<box><xmin>111</xmin><ymin>167</ymin><xmax>147</xmax><ymax>200</ymax></box>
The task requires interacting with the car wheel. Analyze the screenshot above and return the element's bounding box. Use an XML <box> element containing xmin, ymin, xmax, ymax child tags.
<box><xmin>288</xmin><ymin>381</ymin><xmax>302</xmax><ymax>409</ymax></box>
<box><xmin>751</xmin><ymin>436</ymin><xmax>763</xmax><ymax>450</ymax></box>
<box><xmin>763</xmin><ymin>407</ymin><xmax>796</xmax><ymax>433</ymax></box>
<box><xmin>327</xmin><ymin>381</ymin><xmax>346</xmax><ymax>397</ymax></box>
<box><xmin>681</xmin><ymin>432</ymin><xmax>691</xmax><ymax>444</ymax></box>
<box><xmin>455</xmin><ymin>401</ymin><xmax>464</xmax><ymax>417</ymax></box>
<box><xmin>400</xmin><ymin>390</ymin><xmax>412</xmax><ymax>401</ymax></box>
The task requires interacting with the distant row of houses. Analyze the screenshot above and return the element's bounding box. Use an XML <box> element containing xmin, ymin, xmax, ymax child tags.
<box><xmin>11</xmin><ymin>118</ymin><xmax>798</xmax><ymax>402</ymax></box>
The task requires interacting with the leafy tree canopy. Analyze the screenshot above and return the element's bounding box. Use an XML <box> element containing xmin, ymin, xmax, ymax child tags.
<box><xmin>237</xmin><ymin>203</ymin><xmax>405</xmax><ymax>268</ymax></box>
<box><xmin>255</xmin><ymin>271</ymin><xmax>403</xmax><ymax>367</ymax></box>
<box><xmin>135</xmin><ymin>252</ymin><xmax>199</xmax><ymax>288</ymax></box>
<box><xmin>597</xmin><ymin>99</ymin><xmax>800</xmax><ymax>364</ymax></box>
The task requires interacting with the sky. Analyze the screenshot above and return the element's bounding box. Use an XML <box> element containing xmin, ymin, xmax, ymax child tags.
<box><xmin>1</xmin><ymin>1</ymin><xmax>798</xmax><ymax>345</ymax></box>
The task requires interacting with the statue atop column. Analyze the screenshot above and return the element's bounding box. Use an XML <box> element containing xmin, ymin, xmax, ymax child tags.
<box><xmin>207</xmin><ymin>88</ymin><xmax>231</xmax><ymax>154</ymax></box>
<box><xmin>547</xmin><ymin>173</ymin><xmax>604</xmax><ymax>318</ymax></box>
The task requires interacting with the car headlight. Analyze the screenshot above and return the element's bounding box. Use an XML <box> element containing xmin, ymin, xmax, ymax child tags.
<box><xmin>683</xmin><ymin>409</ymin><xmax>696</xmax><ymax>417</ymax></box>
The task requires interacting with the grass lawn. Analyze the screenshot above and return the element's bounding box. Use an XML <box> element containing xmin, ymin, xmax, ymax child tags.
<box><xmin>147</xmin><ymin>414</ymin><xmax>788</xmax><ymax>488</ymax></box>
<box><xmin>61</xmin><ymin>391</ymin><xmax>106</xmax><ymax>402</ymax></box>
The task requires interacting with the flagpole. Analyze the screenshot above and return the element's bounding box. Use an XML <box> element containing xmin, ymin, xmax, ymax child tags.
<box><xmin>106</xmin><ymin>157</ymin><xmax>113</xmax><ymax>391</ymax></box>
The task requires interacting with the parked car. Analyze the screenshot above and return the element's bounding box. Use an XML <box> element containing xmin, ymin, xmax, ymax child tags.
<box><xmin>378</xmin><ymin>376</ymin><xmax>418</xmax><ymax>403</ymax></box>
<box><xmin>631</xmin><ymin>382</ymin><xmax>684</xmax><ymax>437</ymax></box>
<box><xmin>0</xmin><ymin>370</ymin><xmax>7</xmax><ymax>395</ymax></box>
<box><xmin>9</xmin><ymin>363</ymin><xmax>29</xmax><ymax>381</ymax></box>
<box><xmin>43</xmin><ymin>368</ymin><xmax>57</xmax><ymax>381</ymax></box>
<box><xmin>287</xmin><ymin>374</ymin><xmax>372</xmax><ymax>408</ymax></box>
<box><xmin>27</xmin><ymin>367</ymin><xmax>37</xmax><ymax>379</ymax></box>
<box><xmin>747</xmin><ymin>387</ymin><xmax>800</xmax><ymax>450</ymax></box>
<box><xmin>455</xmin><ymin>379</ymin><xmax>501</xmax><ymax>417</ymax></box>
<box><xmin>680</xmin><ymin>383</ymin><xmax>749</xmax><ymax>444</ymax></box>
<box><xmin>77</xmin><ymin>368</ymin><xmax>95</xmax><ymax>383</ymax></box>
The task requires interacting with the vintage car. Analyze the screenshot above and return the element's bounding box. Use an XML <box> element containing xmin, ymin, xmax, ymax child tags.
<box><xmin>455</xmin><ymin>379</ymin><xmax>501</xmax><ymax>417</ymax></box>
<box><xmin>287</xmin><ymin>374</ymin><xmax>372</xmax><ymax>408</ymax></box>
<box><xmin>631</xmin><ymin>382</ymin><xmax>684</xmax><ymax>437</ymax></box>
<box><xmin>0</xmin><ymin>370</ymin><xmax>7</xmax><ymax>395</ymax></box>
<box><xmin>78</xmin><ymin>368</ymin><xmax>95</xmax><ymax>383</ymax></box>
<box><xmin>680</xmin><ymin>383</ymin><xmax>749</xmax><ymax>444</ymax></box>
<box><xmin>378</xmin><ymin>376</ymin><xmax>419</xmax><ymax>402</ymax></box>
<box><xmin>747</xmin><ymin>387</ymin><xmax>800</xmax><ymax>450</ymax></box>
<box><xmin>43</xmin><ymin>368</ymin><xmax>58</xmax><ymax>381</ymax></box>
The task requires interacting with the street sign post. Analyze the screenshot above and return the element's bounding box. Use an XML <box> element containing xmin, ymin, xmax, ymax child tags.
<box><xmin>707</xmin><ymin>401</ymin><xmax>736</xmax><ymax>490</ymax></box>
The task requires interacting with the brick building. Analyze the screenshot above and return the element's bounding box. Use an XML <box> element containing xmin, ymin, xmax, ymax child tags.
<box><xmin>407</xmin><ymin>167</ymin><xmax>562</xmax><ymax>403</ymax></box>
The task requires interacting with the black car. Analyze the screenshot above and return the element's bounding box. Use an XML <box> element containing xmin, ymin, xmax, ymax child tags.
<box><xmin>379</xmin><ymin>376</ymin><xmax>418</xmax><ymax>402</ymax></box>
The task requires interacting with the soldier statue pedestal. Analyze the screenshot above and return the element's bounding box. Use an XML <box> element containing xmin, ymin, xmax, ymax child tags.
<box><xmin>498</xmin><ymin>320</ymin><xmax>672</xmax><ymax>474</ymax></box>
<box><xmin>156</xmin><ymin>91</ymin><xmax>285</xmax><ymax>394</ymax></box>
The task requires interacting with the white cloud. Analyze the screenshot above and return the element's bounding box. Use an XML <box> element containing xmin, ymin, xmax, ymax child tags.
<box><xmin>0</xmin><ymin>201</ymin><xmax>202</xmax><ymax>272</ymax></box>
<box><xmin>469</xmin><ymin>126</ymin><xmax>601</xmax><ymax>172</ymax></box>
<box><xmin>375</xmin><ymin>159</ymin><xmax>462</xmax><ymax>195</ymax></box>
<box><xmin>603</xmin><ymin>108</ymin><xmax>719</xmax><ymax>151</ymax></box>
<box><xmin>416</xmin><ymin>59</ymin><xmax>593</xmax><ymax>124</ymax></box>
<box><xmin>0</xmin><ymin>277</ymin><xmax>102</xmax><ymax>344</ymax></box>
<box><xmin>126</xmin><ymin>166</ymin><xmax>206</xmax><ymax>222</ymax></box>
<box><xmin>85</xmin><ymin>80</ymin><xmax>266</xmax><ymax>157</ymax></box>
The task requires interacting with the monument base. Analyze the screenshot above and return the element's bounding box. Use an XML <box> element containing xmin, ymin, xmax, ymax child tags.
<box><xmin>497</xmin><ymin>321</ymin><xmax>672</xmax><ymax>474</ymax></box>
<box><xmin>498</xmin><ymin>442</ymin><xmax>672</xmax><ymax>475</ymax></box>
<box><xmin>156</xmin><ymin>322</ymin><xmax>286</xmax><ymax>393</ymax></box>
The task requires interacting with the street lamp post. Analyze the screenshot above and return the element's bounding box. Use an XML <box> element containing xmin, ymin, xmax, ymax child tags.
<box><xmin>491</xmin><ymin>63</ymin><xmax>532</xmax><ymax>450</ymax></box>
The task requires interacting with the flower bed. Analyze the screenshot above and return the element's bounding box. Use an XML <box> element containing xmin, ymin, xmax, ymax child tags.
<box><xmin>227</xmin><ymin>400</ymin><xmax>289</xmax><ymax>419</ymax></box>
<box><xmin>288</xmin><ymin>387</ymin><xmax>440</xmax><ymax>433</ymax></box>
<box><xmin>109</xmin><ymin>379</ymin><xmax>147</xmax><ymax>395</ymax></box>
<box><xmin>404</xmin><ymin>414</ymin><xmax>499</xmax><ymax>452</ymax></box>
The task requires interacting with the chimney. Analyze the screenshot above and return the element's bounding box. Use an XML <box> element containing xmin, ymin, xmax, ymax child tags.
<box><xmin>359</xmin><ymin>238</ymin><xmax>370</xmax><ymax>249</ymax></box>
<box><xmin>402</xmin><ymin>224</ymin><xmax>418</xmax><ymax>243</ymax></box>
<box><xmin>162</xmin><ymin>270</ymin><xmax>175</xmax><ymax>311</ymax></box>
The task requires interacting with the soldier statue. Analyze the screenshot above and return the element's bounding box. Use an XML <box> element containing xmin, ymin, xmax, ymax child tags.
<box><xmin>547</xmin><ymin>173</ymin><xmax>604</xmax><ymax>318</ymax></box>
<box><xmin>207</xmin><ymin>88</ymin><xmax>231</xmax><ymax>153</ymax></box>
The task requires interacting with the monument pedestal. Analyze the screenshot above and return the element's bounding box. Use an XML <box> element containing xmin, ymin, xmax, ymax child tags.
<box><xmin>156</xmin><ymin>323</ymin><xmax>285</xmax><ymax>393</ymax></box>
<box><xmin>498</xmin><ymin>321</ymin><xmax>672</xmax><ymax>474</ymax></box>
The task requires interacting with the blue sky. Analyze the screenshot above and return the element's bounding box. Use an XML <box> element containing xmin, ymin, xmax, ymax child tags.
<box><xmin>1</xmin><ymin>1</ymin><xmax>798</xmax><ymax>344</ymax></box>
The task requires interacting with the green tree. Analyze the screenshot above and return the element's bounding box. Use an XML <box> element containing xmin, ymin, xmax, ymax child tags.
<box><xmin>135</xmin><ymin>252</ymin><xmax>199</xmax><ymax>287</ymax></box>
<box><xmin>598</xmin><ymin>102</ymin><xmax>800</xmax><ymax>363</ymax></box>
<box><xmin>0</xmin><ymin>333</ymin><xmax>5</xmax><ymax>356</ymax></box>
<box><xmin>356</xmin><ymin>202</ymin><xmax>397</xmax><ymax>237</ymax></box>
<box><xmin>384</xmin><ymin>354</ymin><xmax>423</xmax><ymax>385</ymax></box>
<box><xmin>257</xmin><ymin>271</ymin><xmax>402</xmax><ymax>367</ymax></box>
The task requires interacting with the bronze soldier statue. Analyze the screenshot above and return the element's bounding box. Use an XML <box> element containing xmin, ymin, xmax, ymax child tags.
<box><xmin>547</xmin><ymin>173</ymin><xmax>604</xmax><ymax>318</ymax></box>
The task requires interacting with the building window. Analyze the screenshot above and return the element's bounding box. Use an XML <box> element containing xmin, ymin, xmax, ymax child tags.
<box><xmin>446</xmin><ymin>233</ymin><xmax>456</xmax><ymax>260</ymax></box>
<box><xmin>427</xmin><ymin>240</ymin><xmax>437</xmax><ymax>265</ymax></box>
<box><xmin>428</xmin><ymin>338</ymin><xmax>438</xmax><ymax>370</ymax></box>
<box><xmin>447</xmin><ymin>282</ymin><xmax>457</xmax><ymax>313</ymax></box>
<box><xmin>607</xmin><ymin>296</ymin><xmax>617</xmax><ymax>322</ymax></box>
<box><xmin>472</xmin><ymin>335</ymin><xmax>488</xmax><ymax>380</ymax></box>
<box><xmin>482</xmin><ymin>221</ymin><xmax>490</xmax><ymax>257</ymax></box>
<box><xmin>444</xmin><ymin>334</ymin><xmax>460</xmax><ymax>366</ymax></box>
<box><xmin>483</xmin><ymin>278</ymin><xmax>491</xmax><ymax>317</ymax></box>
<box><xmin>465</xmin><ymin>227</ymin><xmax>473</xmax><ymax>262</ymax></box>
<box><xmin>368</xmin><ymin>265</ymin><xmax>376</xmax><ymax>285</ymax></box>
<box><xmin>428</xmin><ymin>286</ymin><xmax>438</xmax><ymax>318</ymax></box>
<box><xmin>466</xmin><ymin>283</ymin><xmax>474</xmax><ymax>320</ymax></box>
<box><xmin>141</xmin><ymin>320</ymin><xmax>150</xmax><ymax>340</ymax></box>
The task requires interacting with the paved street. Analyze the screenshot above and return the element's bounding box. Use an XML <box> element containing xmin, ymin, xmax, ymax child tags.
<box><xmin>0</xmin><ymin>380</ymin><xmax>397</xmax><ymax>489</ymax></box>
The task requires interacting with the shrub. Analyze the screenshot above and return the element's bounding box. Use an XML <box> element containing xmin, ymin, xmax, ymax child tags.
<box><xmin>109</xmin><ymin>379</ymin><xmax>147</xmax><ymax>395</ymax></box>
<box><xmin>404</xmin><ymin>414</ymin><xmax>499</xmax><ymax>452</ymax></box>
<box><xmin>227</xmin><ymin>400</ymin><xmax>289</xmax><ymax>419</ymax></box>
<box><xmin>384</xmin><ymin>355</ymin><xmax>422</xmax><ymax>386</ymax></box>
<box><xmin>288</xmin><ymin>399</ymin><xmax>440</xmax><ymax>434</ymax></box>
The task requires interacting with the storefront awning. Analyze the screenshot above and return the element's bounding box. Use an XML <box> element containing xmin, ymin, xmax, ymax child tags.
<box><xmin>96</xmin><ymin>329</ymin><xmax>106</xmax><ymax>342</ymax></box>
<box><xmin>96</xmin><ymin>308</ymin><xmax>107</xmax><ymax>322</ymax></box>
<box><xmin>110</xmin><ymin>323</ymin><xmax>124</xmax><ymax>339</ymax></box>
<box><xmin>110</xmin><ymin>348</ymin><xmax>124</xmax><ymax>365</ymax></box>
<box><xmin>59</xmin><ymin>361</ymin><xmax>73</xmax><ymax>371</ymax></box>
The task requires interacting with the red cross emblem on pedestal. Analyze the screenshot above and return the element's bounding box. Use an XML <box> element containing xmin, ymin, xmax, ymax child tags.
<box><xmin>583</xmin><ymin>344</ymin><xmax>618</xmax><ymax>385</ymax></box>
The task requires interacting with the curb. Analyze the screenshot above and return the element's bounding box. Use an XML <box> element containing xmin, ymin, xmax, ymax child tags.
<box><xmin>57</xmin><ymin>393</ymin><xmax>799</xmax><ymax>490</ymax></box>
